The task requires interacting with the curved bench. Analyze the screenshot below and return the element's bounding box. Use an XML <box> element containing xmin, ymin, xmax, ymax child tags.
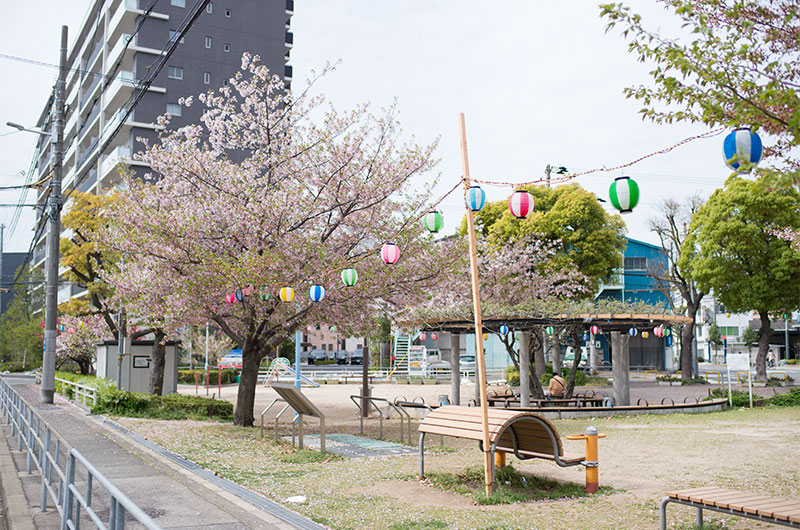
<box><xmin>418</xmin><ymin>406</ymin><xmax>586</xmax><ymax>488</ymax></box>
<box><xmin>660</xmin><ymin>487</ymin><xmax>800</xmax><ymax>529</ymax></box>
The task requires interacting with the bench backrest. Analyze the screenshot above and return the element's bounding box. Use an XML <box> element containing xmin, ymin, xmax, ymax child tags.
<box><xmin>418</xmin><ymin>405</ymin><xmax>563</xmax><ymax>456</ymax></box>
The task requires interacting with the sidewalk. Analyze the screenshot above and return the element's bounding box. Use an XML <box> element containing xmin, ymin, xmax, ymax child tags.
<box><xmin>0</xmin><ymin>379</ymin><xmax>323</xmax><ymax>529</ymax></box>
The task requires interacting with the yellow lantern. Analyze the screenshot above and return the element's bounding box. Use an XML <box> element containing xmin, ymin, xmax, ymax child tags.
<box><xmin>279</xmin><ymin>287</ymin><xmax>295</xmax><ymax>302</ymax></box>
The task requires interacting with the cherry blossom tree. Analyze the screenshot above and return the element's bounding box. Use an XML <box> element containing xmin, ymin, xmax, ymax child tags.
<box><xmin>106</xmin><ymin>54</ymin><xmax>457</xmax><ymax>426</ymax></box>
<box><xmin>56</xmin><ymin>314</ymin><xmax>112</xmax><ymax>375</ymax></box>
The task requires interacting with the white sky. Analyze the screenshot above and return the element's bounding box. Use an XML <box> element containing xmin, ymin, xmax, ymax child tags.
<box><xmin>0</xmin><ymin>1</ymin><xmax>734</xmax><ymax>253</ymax></box>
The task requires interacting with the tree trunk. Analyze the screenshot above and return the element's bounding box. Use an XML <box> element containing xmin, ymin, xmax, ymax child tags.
<box><xmin>534</xmin><ymin>336</ymin><xmax>546</xmax><ymax>379</ymax></box>
<box><xmin>756</xmin><ymin>310</ymin><xmax>770</xmax><ymax>380</ymax></box>
<box><xmin>234</xmin><ymin>342</ymin><xmax>267</xmax><ymax>426</ymax></box>
<box><xmin>565</xmin><ymin>335</ymin><xmax>584</xmax><ymax>399</ymax></box>
<box><xmin>148</xmin><ymin>330</ymin><xmax>166</xmax><ymax>395</ymax></box>
<box><xmin>681</xmin><ymin>321</ymin><xmax>695</xmax><ymax>381</ymax></box>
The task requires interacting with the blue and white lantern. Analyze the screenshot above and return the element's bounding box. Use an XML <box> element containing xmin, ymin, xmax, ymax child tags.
<box><xmin>499</xmin><ymin>325</ymin><xmax>509</xmax><ymax>335</ymax></box>
<box><xmin>467</xmin><ymin>186</ymin><xmax>486</xmax><ymax>212</ymax></box>
<box><xmin>628</xmin><ymin>327</ymin><xmax>638</xmax><ymax>337</ymax></box>
<box><xmin>308</xmin><ymin>284</ymin><xmax>325</xmax><ymax>302</ymax></box>
<box><xmin>234</xmin><ymin>289</ymin><xmax>245</xmax><ymax>301</ymax></box>
<box><xmin>723</xmin><ymin>128</ymin><xmax>762</xmax><ymax>172</ymax></box>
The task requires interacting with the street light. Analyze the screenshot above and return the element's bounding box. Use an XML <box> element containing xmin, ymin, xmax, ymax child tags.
<box><xmin>6</xmin><ymin>122</ymin><xmax>52</xmax><ymax>137</ymax></box>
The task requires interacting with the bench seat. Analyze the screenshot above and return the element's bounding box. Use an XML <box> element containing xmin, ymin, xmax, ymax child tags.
<box><xmin>660</xmin><ymin>487</ymin><xmax>800</xmax><ymax>529</ymax></box>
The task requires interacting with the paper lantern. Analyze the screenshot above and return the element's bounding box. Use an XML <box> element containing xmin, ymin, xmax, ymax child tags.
<box><xmin>609</xmin><ymin>176</ymin><xmax>639</xmax><ymax>214</ymax></box>
<box><xmin>663</xmin><ymin>327</ymin><xmax>671</xmax><ymax>337</ymax></box>
<box><xmin>381</xmin><ymin>243</ymin><xmax>400</xmax><ymax>264</ymax></box>
<box><xmin>499</xmin><ymin>325</ymin><xmax>509</xmax><ymax>335</ymax></box>
<box><xmin>243</xmin><ymin>284</ymin><xmax>254</xmax><ymax>296</ymax></box>
<box><xmin>235</xmin><ymin>289</ymin><xmax>244</xmax><ymax>301</ymax></box>
<box><xmin>58</xmin><ymin>324</ymin><xmax>65</xmax><ymax>332</ymax></box>
<box><xmin>482</xmin><ymin>333</ymin><xmax>488</xmax><ymax>340</ymax></box>
<box><xmin>642</xmin><ymin>331</ymin><xmax>650</xmax><ymax>339</ymax></box>
<box><xmin>225</xmin><ymin>293</ymin><xmax>236</xmax><ymax>305</ymax></box>
<box><xmin>467</xmin><ymin>186</ymin><xmax>486</xmax><ymax>212</ymax></box>
<box><xmin>68</xmin><ymin>327</ymin><xmax>75</xmax><ymax>334</ymax></box>
<box><xmin>723</xmin><ymin>128</ymin><xmax>762</xmax><ymax>172</ymax></box>
<box><xmin>590</xmin><ymin>325</ymin><xmax>600</xmax><ymax>335</ymax></box>
<box><xmin>431</xmin><ymin>332</ymin><xmax>438</xmax><ymax>341</ymax></box>
<box><xmin>628</xmin><ymin>327</ymin><xmax>638</xmax><ymax>336</ymax></box>
<box><xmin>545</xmin><ymin>325</ymin><xmax>554</xmax><ymax>336</ymax></box>
<box><xmin>308</xmin><ymin>284</ymin><xmax>325</xmax><ymax>302</ymax></box>
<box><xmin>508</xmin><ymin>190</ymin><xmax>534</xmax><ymax>219</ymax></box>
<box><xmin>260</xmin><ymin>286</ymin><xmax>271</xmax><ymax>301</ymax></box>
<box><xmin>423</xmin><ymin>210</ymin><xmax>444</xmax><ymax>233</ymax></box>
<box><xmin>419</xmin><ymin>332</ymin><xmax>427</xmax><ymax>341</ymax></box>
<box><xmin>654</xmin><ymin>327</ymin><xmax>664</xmax><ymax>338</ymax></box>
<box><xmin>279</xmin><ymin>287</ymin><xmax>295</xmax><ymax>302</ymax></box>
<box><xmin>341</xmin><ymin>268</ymin><xmax>358</xmax><ymax>287</ymax></box>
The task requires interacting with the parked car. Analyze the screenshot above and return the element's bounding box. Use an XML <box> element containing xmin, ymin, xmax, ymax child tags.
<box><xmin>307</xmin><ymin>349</ymin><xmax>328</xmax><ymax>365</ymax></box>
<box><xmin>350</xmin><ymin>348</ymin><xmax>364</xmax><ymax>365</ymax></box>
<box><xmin>459</xmin><ymin>355</ymin><xmax>476</xmax><ymax>372</ymax></box>
<box><xmin>335</xmin><ymin>350</ymin><xmax>350</xmax><ymax>365</ymax></box>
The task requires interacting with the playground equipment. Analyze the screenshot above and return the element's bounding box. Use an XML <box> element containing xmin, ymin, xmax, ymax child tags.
<box><xmin>264</xmin><ymin>357</ymin><xmax>319</xmax><ymax>387</ymax></box>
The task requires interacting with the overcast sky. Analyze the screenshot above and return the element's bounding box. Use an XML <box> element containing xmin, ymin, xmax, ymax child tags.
<box><xmin>0</xmin><ymin>1</ymin><xmax>734</xmax><ymax>253</ymax></box>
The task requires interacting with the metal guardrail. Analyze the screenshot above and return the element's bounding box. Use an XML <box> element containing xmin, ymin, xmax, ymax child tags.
<box><xmin>54</xmin><ymin>377</ymin><xmax>98</xmax><ymax>408</ymax></box>
<box><xmin>0</xmin><ymin>377</ymin><xmax>160</xmax><ymax>529</ymax></box>
<box><xmin>349</xmin><ymin>395</ymin><xmax>408</xmax><ymax>442</ymax></box>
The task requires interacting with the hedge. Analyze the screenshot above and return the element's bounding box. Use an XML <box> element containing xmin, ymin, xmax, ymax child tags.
<box><xmin>177</xmin><ymin>369</ymin><xmax>238</xmax><ymax>385</ymax></box>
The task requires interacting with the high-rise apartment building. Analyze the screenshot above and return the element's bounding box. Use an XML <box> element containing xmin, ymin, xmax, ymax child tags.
<box><xmin>29</xmin><ymin>0</ymin><xmax>293</xmax><ymax>302</ymax></box>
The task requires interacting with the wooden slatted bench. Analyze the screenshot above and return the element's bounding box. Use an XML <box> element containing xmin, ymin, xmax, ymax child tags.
<box><xmin>660</xmin><ymin>487</ymin><xmax>800</xmax><ymax>529</ymax></box>
<box><xmin>418</xmin><ymin>405</ymin><xmax>587</xmax><ymax>488</ymax></box>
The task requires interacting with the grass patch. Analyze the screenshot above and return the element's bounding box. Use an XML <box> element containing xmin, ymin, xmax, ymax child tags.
<box><xmin>278</xmin><ymin>448</ymin><xmax>342</xmax><ymax>464</ymax></box>
<box><xmin>584</xmin><ymin>376</ymin><xmax>611</xmax><ymax>386</ymax></box>
<box><xmin>390</xmin><ymin>521</ymin><xmax>448</xmax><ymax>530</ymax></box>
<box><xmin>425</xmin><ymin>465</ymin><xmax>609</xmax><ymax>505</ymax></box>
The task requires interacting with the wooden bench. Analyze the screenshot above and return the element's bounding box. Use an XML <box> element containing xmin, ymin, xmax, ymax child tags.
<box><xmin>418</xmin><ymin>405</ymin><xmax>586</xmax><ymax>488</ymax></box>
<box><xmin>660</xmin><ymin>487</ymin><xmax>800</xmax><ymax>529</ymax></box>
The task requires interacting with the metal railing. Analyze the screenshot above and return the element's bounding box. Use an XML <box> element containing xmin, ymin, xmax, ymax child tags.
<box><xmin>54</xmin><ymin>377</ymin><xmax>98</xmax><ymax>408</ymax></box>
<box><xmin>349</xmin><ymin>395</ymin><xmax>408</xmax><ymax>442</ymax></box>
<box><xmin>0</xmin><ymin>377</ymin><xmax>161</xmax><ymax>529</ymax></box>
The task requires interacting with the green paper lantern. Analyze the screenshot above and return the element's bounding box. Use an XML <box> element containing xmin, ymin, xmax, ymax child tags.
<box><xmin>423</xmin><ymin>210</ymin><xmax>444</xmax><ymax>233</ymax></box>
<box><xmin>341</xmin><ymin>268</ymin><xmax>358</xmax><ymax>287</ymax></box>
<box><xmin>609</xmin><ymin>176</ymin><xmax>640</xmax><ymax>214</ymax></box>
<box><xmin>545</xmin><ymin>325</ymin><xmax>554</xmax><ymax>336</ymax></box>
<box><xmin>260</xmin><ymin>286</ymin><xmax>271</xmax><ymax>301</ymax></box>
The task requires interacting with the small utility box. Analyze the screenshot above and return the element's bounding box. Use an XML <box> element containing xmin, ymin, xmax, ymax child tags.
<box><xmin>95</xmin><ymin>340</ymin><xmax>180</xmax><ymax>395</ymax></box>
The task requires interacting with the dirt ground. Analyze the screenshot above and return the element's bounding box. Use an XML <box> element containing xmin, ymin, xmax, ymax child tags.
<box><xmin>162</xmin><ymin>380</ymin><xmax>800</xmax><ymax>529</ymax></box>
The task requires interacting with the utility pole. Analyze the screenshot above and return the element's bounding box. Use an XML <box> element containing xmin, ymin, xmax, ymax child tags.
<box><xmin>0</xmin><ymin>224</ymin><xmax>5</xmax><ymax>307</ymax></box>
<box><xmin>41</xmin><ymin>26</ymin><xmax>68</xmax><ymax>404</ymax></box>
<box><xmin>545</xmin><ymin>164</ymin><xmax>552</xmax><ymax>188</ymax></box>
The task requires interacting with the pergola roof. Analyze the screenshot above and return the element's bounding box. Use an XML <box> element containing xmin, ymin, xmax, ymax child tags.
<box><xmin>398</xmin><ymin>313</ymin><xmax>692</xmax><ymax>334</ymax></box>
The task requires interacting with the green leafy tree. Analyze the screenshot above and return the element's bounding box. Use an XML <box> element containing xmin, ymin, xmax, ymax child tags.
<box><xmin>741</xmin><ymin>325</ymin><xmax>759</xmax><ymax>354</ymax></box>
<box><xmin>0</xmin><ymin>266</ymin><xmax>44</xmax><ymax>370</ymax></box>
<box><xmin>680</xmin><ymin>176</ymin><xmax>800</xmax><ymax>379</ymax></box>
<box><xmin>463</xmin><ymin>183</ymin><xmax>626</xmax><ymax>295</ymax></box>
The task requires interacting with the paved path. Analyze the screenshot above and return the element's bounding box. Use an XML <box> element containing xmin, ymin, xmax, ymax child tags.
<box><xmin>0</xmin><ymin>380</ymin><xmax>323</xmax><ymax>529</ymax></box>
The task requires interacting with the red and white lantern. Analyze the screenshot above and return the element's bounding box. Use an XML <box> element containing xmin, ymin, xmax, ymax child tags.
<box><xmin>654</xmin><ymin>326</ymin><xmax>664</xmax><ymax>338</ymax></box>
<box><xmin>509</xmin><ymin>190</ymin><xmax>534</xmax><ymax>219</ymax></box>
<box><xmin>381</xmin><ymin>243</ymin><xmax>400</xmax><ymax>264</ymax></box>
<box><xmin>419</xmin><ymin>333</ymin><xmax>427</xmax><ymax>341</ymax></box>
<box><xmin>431</xmin><ymin>332</ymin><xmax>438</xmax><ymax>341</ymax></box>
<box><xmin>589</xmin><ymin>325</ymin><xmax>600</xmax><ymax>335</ymax></box>
<box><xmin>225</xmin><ymin>293</ymin><xmax>237</xmax><ymax>305</ymax></box>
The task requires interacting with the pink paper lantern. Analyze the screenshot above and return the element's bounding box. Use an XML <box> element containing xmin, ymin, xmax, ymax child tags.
<box><xmin>381</xmin><ymin>243</ymin><xmax>400</xmax><ymax>264</ymax></box>
<box><xmin>225</xmin><ymin>293</ymin><xmax>237</xmax><ymax>305</ymax></box>
<box><xmin>589</xmin><ymin>325</ymin><xmax>600</xmax><ymax>335</ymax></box>
<box><xmin>431</xmin><ymin>332</ymin><xmax>438</xmax><ymax>341</ymax></box>
<box><xmin>654</xmin><ymin>326</ymin><xmax>664</xmax><ymax>338</ymax></box>
<box><xmin>508</xmin><ymin>190</ymin><xmax>534</xmax><ymax>219</ymax></box>
<box><xmin>419</xmin><ymin>333</ymin><xmax>427</xmax><ymax>341</ymax></box>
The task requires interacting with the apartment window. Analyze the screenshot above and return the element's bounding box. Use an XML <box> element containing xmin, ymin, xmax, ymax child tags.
<box><xmin>225</xmin><ymin>8</ymin><xmax>231</xmax><ymax>17</ymax></box>
<box><xmin>169</xmin><ymin>30</ymin><xmax>185</xmax><ymax>43</ymax></box>
<box><xmin>624</xmin><ymin>257</ymin><xmax>647</xmax><ymax>270</ymax></box>
<box><xmin>222</xmin><ymin>79</ymin><xmax>229</xmax><ymax>87</ymax></box>
<box><xmin>167</xmin><ymin>66</ymin><xmax>183</xmax><ymax>80</ymax></box>
<box><xmin>205</xmin><ymin>36</ymin><xmax>212</xmax><ymax>48</ymax></box>
<box><xmin>223</xmin><ymin>43</ymin><xmax>231</xmax><ymax>53</ymax></box>
<box><xmin>205</xmin><ymin>3</ymin><xmax>212</xmax><ymax>13</ymax></box>
<box><xmin>166</xmin><ymin>103</ymin><xmax>182</xmax><ymax>116</ymax></box>
<box><xmin>170</xmin><ymin>0</ymin><xmax>185</xmax><ymax>6</ymax></box>
<box><xmin>203</xmin><ymin>72</ymin><xmax>210</xmax><ymax>84</ymax></box>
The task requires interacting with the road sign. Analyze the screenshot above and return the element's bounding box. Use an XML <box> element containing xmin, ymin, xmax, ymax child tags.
<box><xmin>727</xmin><ymin>353</ymin><xmax>749</xmax><ymax>371</ymax></box>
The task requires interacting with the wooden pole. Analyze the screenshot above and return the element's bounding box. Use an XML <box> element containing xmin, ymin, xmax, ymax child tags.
<box><xmin>458</xmin><ymin>113</ymin><xmax>493</xmax><ymax>496</ymax></box>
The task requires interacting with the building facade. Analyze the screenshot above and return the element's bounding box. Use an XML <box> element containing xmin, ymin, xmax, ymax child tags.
<box><xmin>30</xmin><ymin>0</ymin><xmax>293</xmax><ymax>303</ymax></box>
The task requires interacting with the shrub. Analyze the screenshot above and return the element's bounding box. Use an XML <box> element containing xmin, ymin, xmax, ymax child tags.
<box><xmin>93</xmin><ymin>387</ymin><xmax>233</xmax><ymax>420</ymax></box>
<box><xmin>708</xmin><ymin>388</ymin><xmax>766</xmax><ymax>407</ymax></box>
<box><xmin>787</xmin><ymin>359</ymin><xmax>798</xmax><ymax>365</ymax></box>
<box><xmin>767</xmin><ymin>388</ymin><xmax>800</xmax><ymax>407</ymax></box>
<box><xmin>177</xmin><ymin>369</ymin><xmax>237</xmax><ymax>385</ymax></box>
<box><xmin>504</xmin><ymin>366</ymin><xmax>520</xmax><ymax>386</ymax></box>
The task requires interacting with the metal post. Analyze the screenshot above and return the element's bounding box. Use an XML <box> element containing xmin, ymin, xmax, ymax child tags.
<box><xmin>294</xmin><ymin>330</ymin><xmax>302</xmax><ymax>391</ymax></box>
<box><xmin>116</xmin><ymin>309</ymin><xmax>124</xmax><ymax>390</ymax></box>
<box><xmin>519</xmin><ymin>331</ymin><xmax>530</xmax><ymax>407</ymax></box>
<box><xmin>784</xmin><ymin>315</ymin><xmax>789</xmax><ymax>367</ymax></box>
<box><xmin>361</xmin><ymin>339</ymin><xmax>369</xmax><ymax>418</ymax></box>
<box><xmin>205</xmin><ymin>322</ymin><xmax>209</xmax><ymax>396</ymax></box>
<box><xmin>42</xmin><ymin>26</ymin><xmax>69</xmax><ymax>404</ymax></box>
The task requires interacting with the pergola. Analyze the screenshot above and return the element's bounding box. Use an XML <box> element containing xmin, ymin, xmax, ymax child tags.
<box><xmin>398</xmin><ymin>312</ymin><xmax>693</xmax><ymax>408</ymax></box>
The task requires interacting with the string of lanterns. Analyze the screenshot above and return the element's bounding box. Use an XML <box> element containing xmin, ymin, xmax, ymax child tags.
<box><xmin>221</xmin><ymin>128</ymin><xmax>763</xmax><ymax>311</ymax></box>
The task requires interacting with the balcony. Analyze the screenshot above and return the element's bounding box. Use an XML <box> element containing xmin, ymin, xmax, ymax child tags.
<box><xmin>284</xmin><ymin>65</ymin><xmax>293</xmax><ymax>80</ymax></box>
<box><xmin>77</xmin><ymin>105</ymin><xmax>101</xmax><ymax>144</ymax></box>
<box><xmin>77</xmin><ymin>136</ymin><xmax>100</xmax><ymax>170</ymax></box>
<box><xmin>100</xmin><ymin>145</ymin><xmax>132</xmax><ymax>179</ymax></box>
<box><xmin>286</xmin><ymin>0</ymin><xmax>294</xmax><ymax>13</ymax></box>
<box><xmin>285</xmin><ymin>32</ymin><xmax>293</xmax><ymax>47</ymax></box>
<box><xmin>77</xmin><ymin>168</ymin><xmax>98</xmax><ymax>193</ymax></box>
<box><xmin>104</xmin><ymin>70</ymin><xmax>136</xmax><ymax>112</ymax></box>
